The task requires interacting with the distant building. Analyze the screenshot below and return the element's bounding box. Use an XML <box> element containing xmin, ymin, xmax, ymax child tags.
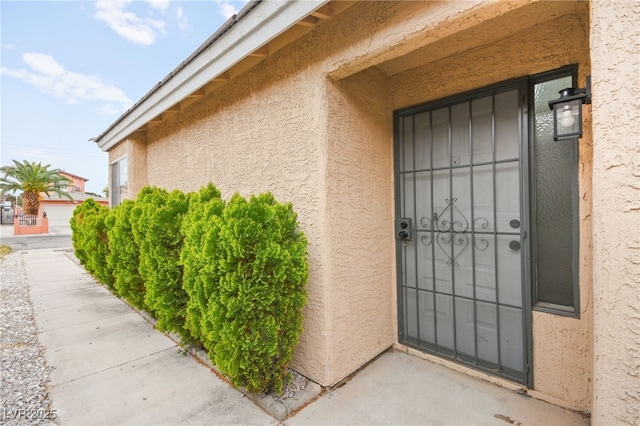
<box><xmin>39</xmin><ymin>171</ymin><xmax>108</xmax><ymax>228</ymax></box>
<box><xmin>60</xmin><ymin>171</ymin><xmax>88</xmax><ymax>193</ymax></box>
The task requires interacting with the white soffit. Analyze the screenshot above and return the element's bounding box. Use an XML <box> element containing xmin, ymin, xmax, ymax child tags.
<box><xmin>95</xmin><ymin>0</ymin><xmax>328</xmax><ymax>152</ymax></box>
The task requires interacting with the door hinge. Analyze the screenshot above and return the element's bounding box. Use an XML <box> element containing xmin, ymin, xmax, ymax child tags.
<box><xmin>521</xmin><ymin>230</ymin><xmax>527</xmax><ymax>239</ymax></box>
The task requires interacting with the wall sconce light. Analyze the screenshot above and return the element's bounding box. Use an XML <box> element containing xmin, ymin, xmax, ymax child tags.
<box><xmin>548</xmin><ymin>76</ymin><xmax>591</xmax><ymax>141</ymax></box>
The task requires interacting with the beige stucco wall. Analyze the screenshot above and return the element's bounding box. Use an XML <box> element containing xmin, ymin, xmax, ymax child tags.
<box><xmin>107</xmin><ymin>0</ymin><xmax>600</xmax><ymax>408</ymax></box>
<box><xmin>590</xmin><ymin>1</ymin><xmax>640</xmax><ymax>424</ymax></box>
<box><xmin>325</xmin><ymin>68</ymin><xmax>395</xmax><ymax>382</ymax></box>
<box><xmin>108</xmin><ymin>135</ymin><xmax>147</xmax><ymax>203</ymax></box>
<box><xmin>385</xmin><ymin>3</ymin><xmax>593</xmax><ymax>411</ymax></box>
<box><xmin>144</xmin><ymin>62</ymin><xmax>334</xmax><ymax>383</ymax></box>
<box><xmin>339</xmin><ymin>0</ymin><xmax>593</xmax><ymax>411</ymax></box>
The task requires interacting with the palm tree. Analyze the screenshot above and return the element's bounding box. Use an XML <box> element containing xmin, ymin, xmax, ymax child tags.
<box><xmin>0</xmin><ymin>160</ymin><xmax>73</xmax><ymax>216</ymax></box>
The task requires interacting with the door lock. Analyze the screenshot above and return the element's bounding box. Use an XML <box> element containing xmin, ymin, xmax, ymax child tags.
<box><xmin>396</xmin><ymin>218</ymin><xmax>412</xmax><ymax>241</ymax></box>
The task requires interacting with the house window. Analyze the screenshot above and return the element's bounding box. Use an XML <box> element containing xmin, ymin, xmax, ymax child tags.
<box><xmin>110</xmin><ymin>156</ymin><xmax>128</xmax><ymax>206</ymax></box>
<box><xmin>530</xmin><ymin>68</ymin><xmax>580</xmax><ymax>316</ymax></box>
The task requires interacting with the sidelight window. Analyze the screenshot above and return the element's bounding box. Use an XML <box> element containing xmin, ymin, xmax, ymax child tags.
<box><xmin>530</xmin><ymin>68</ymin><xmax>580</xmax><ymax>316</ymax></box>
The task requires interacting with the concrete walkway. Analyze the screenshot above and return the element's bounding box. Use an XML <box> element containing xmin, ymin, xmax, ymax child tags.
<box><xmin>21</xmin><ymin>248</ymin><xmax>589</xmax><ymax>425</ymax></box>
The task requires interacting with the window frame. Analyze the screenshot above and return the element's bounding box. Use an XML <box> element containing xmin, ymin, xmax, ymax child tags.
<box><xmin>110</xmin><ymin>155</ymin><xmax>128</xmax><ymax>207</ymax></box>
<box><xmin>528</xmin><ymin>65</ymin><xmax>581</xmax><ymax>317</ymax></box>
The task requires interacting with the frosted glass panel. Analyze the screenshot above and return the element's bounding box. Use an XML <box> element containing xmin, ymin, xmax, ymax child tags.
<box><xmin>534</xmin><ymin>76</ymin><xmax>577</xmax><ymax>308</ymax></box>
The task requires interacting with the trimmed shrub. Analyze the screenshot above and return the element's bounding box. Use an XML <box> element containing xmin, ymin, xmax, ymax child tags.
<box><xmin>107</xmin><ymin>199</ymin><xmax>147</xmax><ymax>311</ymax></box>
<box><xmin>74</xmin><ymin>185</ymin><xmax>309</xmax><ymax>396</ymax></box>
<box><xmin>131</xmin><ymin>186</ymin><xmax>191</xmax><ymax>337</ymax></box>
<box><xmin>70</xmin><ymin>198</ymin><xmax>100</xmax><ymax>267</ymax></box>
<box><xmin>206</xmin><ymin>192</ymin><xmax>308</xmax><ymax>394</ymax></box>
<box><xmin>70</xmin><ymin>199</ymin><xmax>114</xmax><ymax>291</ymax></box>
<box><xmin>180</xmin><ymin>183</ymin><xmax>225</xmax><ymax>347</ymax></box>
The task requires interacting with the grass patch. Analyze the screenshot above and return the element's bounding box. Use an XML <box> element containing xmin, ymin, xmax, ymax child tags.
<box><xmin>0</xmin><ymin>245</ymin><xmax>12</xmax><ymax>261</ymax></box>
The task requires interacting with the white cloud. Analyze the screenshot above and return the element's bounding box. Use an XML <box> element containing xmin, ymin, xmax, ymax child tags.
<box><xmin>146</xmin><ymin>0</ymin><xmax>170</xmax><ymax>12</ymax></box>
<box><xmin>1</xmin><ymin>43</ymin><xmax>14</xmax><ymax>50</ymax></box>
<box><xmin>215</xmin><ymin>0</ymin><xmax>249</xmax><ymax>20</ymax></box>
<box><xmin>176</xmin><ymin>6</ymin><xmax>189</xmax><ymax>31</ymax></box>
<box><xmin>218</xmin><ymin>2</ymin><xmax>238</xmax><ymax>20</ymax></box>
<box><xmin>1</xmin><ymin>53</ymin><xmax>133</xmax><ymax>113</ymax></box>
<box><xmin>23</xmin><ymin>53</ymin><xmax>66</xmax><ymax>76</ymax></box>
<box><xmin>94</xmin><ymin>0</ymin><xmax>166</xmax><ymax>46</ymax></box>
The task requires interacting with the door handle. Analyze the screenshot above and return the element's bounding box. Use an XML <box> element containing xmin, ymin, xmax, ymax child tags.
<box><xmin>396</xmin><ymin>218</ymin><xmax>412</xmax><ymax>241</ymax></box>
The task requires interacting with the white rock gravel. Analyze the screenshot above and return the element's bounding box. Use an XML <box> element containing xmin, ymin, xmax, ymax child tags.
<box><xmin>0</xmin><ymin>252</ymin><xmax>56</xmax><ymax>425</ymax></box>
<box><xmin>269</xmin><ymin>370</ymin><xmax>309</xmax><ymax>403</ymax></box>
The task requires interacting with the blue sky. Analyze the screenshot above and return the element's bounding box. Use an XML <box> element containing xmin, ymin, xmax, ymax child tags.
<box><xmin>1</xmin><ymin>0</ymin><xmax>248</xmax><ymax>194</ymax></box>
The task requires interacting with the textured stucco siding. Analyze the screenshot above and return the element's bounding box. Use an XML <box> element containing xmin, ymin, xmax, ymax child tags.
<box><xmin>106</xmin><ymin>0</ymin><xmax>604</xmax><ymax>407</ymax></box>
<box><xmin>144</xmin><ymin>64</ymin><xmax>333</xmax><ymax>383</ymax></box>
<box><xmin>590</xmin><ymin>1</ymin><xmax>640</xmax><ymax>424</ymax></box>
<box><xmin>325</xmin><ymin>68</ymin><xmax>395</xmax><ymax>382</ymax></box>
<box><xmin>385</xmin><ymin>2</ymin><xmax>592</xmax><ymax>412</ymax></box>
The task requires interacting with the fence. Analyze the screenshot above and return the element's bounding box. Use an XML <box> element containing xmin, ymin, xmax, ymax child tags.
<box><xmin>18</xmin><ymin>214</ymin><xmax>40</xmax><ymax>226</ymax></box>
<box><xmin>13</xmin><ymin>210</ymin><xmax>48</xmax><ymax>235</ymax></box>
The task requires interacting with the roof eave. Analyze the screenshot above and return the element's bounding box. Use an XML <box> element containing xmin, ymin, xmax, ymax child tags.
<box><xmin>94</xmin><ymin>0</ymin><xmax>329</xmax><ymax>153</ymax></box>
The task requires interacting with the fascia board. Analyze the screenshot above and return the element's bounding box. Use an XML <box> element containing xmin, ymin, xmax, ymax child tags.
<box><xmin>96</xmin><ymin>0</ymin><xmax>328</xmax><ymax>152</ymax></box>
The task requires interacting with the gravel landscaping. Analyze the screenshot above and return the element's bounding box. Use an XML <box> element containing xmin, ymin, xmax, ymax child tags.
<box><xmin>0</xmin><ymin>252</ymin><xmax>56</xmax><ymax>425</ymax></box>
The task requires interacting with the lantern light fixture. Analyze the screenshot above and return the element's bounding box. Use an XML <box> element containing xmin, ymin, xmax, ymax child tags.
<box><xmin>548</xmin><ymin>76</ymin><xmax>591</xmax><ymax>141</ymax></box>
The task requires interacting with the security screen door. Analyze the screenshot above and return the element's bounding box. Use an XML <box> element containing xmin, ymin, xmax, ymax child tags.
<box><xmin>395</xmin><ymin>83</ymin><xmax>530</xmax><ymax>385</ymax></box>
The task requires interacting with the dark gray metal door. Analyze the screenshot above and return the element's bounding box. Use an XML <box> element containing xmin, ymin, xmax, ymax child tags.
<box><xmin>1</xmin><ymin>205</ymin><xmax>14</xmax><ymax>224</ymax></box>
<box><xmin>395</xmin><ymin>83</ymin><xmax>530</xmax><ymax>385</ymax></box>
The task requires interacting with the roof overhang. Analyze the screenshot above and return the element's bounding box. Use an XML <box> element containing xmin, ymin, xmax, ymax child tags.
<box><xmin>93</xmin><ymin>0</ymin><xmax>335</xmax><ymax>152</ymax></box>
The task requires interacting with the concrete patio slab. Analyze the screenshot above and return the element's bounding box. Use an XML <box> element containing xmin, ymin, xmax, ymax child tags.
<box><xmin>49</xmin><ymin>346</ymin><xmax>271</xmax><ymax>426</ymax></box>
<box><xmin>16</xmin><ymin>248</ymin><xmax>590</xmax><ymax>426</ymax></box>
<box><xmin>38</xmin><ymin>312</ymin><xmax>176</xmax><ymax>386</ymax></box>
<box><xmin>287</xmin><ymin>350</ymin><xmax>588</xmax><ymax>426</ymax></box>
<box><xmin>33</xmin><ymin>294</ymin><xmax>132</xmax><ymax>333</ymax></box>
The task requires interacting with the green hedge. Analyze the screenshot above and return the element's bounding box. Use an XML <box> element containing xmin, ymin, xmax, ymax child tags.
<box><xmin>70</xmin><ymin>199</ymin><xmax>115</xmax><ymax>291</ymax></box>
<box><xmin>106</xmin><ymin>199</ymin><xmax>147</xmax><ymax>311</ymax></box>
<box><xmin>71</xmin><ymin>185</ymin><xmax>308</xmax><ymax>395</ymax></box>
<box><xmin>180</xmin><ymin>183</ymin><xmax>225</xmax><ymax>347</ymax></box>
<box><xmin>131</xmin><ymin>186</ymin><xmax>191</xmax><ymax>338</ymax></box>
<box><xmin>208</xmin><ymin>193</ymin><xmax>308</xmax><ymax>394</ymax></box>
